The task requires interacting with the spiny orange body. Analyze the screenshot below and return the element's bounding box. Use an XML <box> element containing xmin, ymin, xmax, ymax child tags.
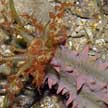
<box><xmin>31</xmin><ymin>62</ymin><xmax>45</xmax><ymax>88</ymax></box>
<box><xmin>21</xmin><ymin>2</ymin><xmax>71</xmax><ymax>88</ymax></box>
<box><xmin>27</xmin><ymin>39</ymin><xmax>54</xmax><ymax>88</ymax></box>
<box><xmin>27</xmin><ymin>27</ymin><xmax>67</xmax><ymax>88</ymax></box>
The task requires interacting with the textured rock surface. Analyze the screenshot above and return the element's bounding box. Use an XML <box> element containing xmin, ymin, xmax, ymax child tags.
<box><xmin>13</xmin><ymin>0</ymin><xmax>52</xmax><ymax>24</ymax></box>
<box><xmin>32</xmin><ymin>95</ymin><xmax>66</xmax><ymax>108</ymax></box>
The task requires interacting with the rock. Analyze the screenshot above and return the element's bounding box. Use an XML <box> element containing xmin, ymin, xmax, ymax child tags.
<box><xmin>0</xmin><ymin>64</ymin><xmax>11</xmax><ymax>75</ymax></box>
<box><xmin>12</xmin><ymin>87</ymin><xmax>36</xmax><ymax>108</ymax></box>
<box><xmin>102</xmin><ymin>0</ymin><xmax>108</xmax><ymax>15</ymax></box>
<box><xmin>13</xmin><ymin>0</ymin><xmax>52</xmax><ymax>24</ymax></box>
<box><xmin>0</xmin><ymin>96</ymin><xmax>5</xmax><ymax>108</ymax></box>
<box><xmin>32</xmin><ymin>95</ymin><xmax>66</xmax><ymax>108</ymax></box>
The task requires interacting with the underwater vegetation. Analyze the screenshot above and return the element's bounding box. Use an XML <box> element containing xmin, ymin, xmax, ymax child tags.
<box><xmin>0</xmin><ymin>0</ymin><xmax>108</xmax><ymax>108</ymax></box>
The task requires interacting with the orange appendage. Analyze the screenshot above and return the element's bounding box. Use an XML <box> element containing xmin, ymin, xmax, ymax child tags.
<box><xmin>26</xmin><ymin>39</ymin><xmax>54</xmax><ymax>88</ymax></box>
<box><xmin>56</xmin><ymin>10</ymin><xmax>64</xmax><ymax>18</ymax></box>
<box><xmin>49</xmin><ymin>22</ymin><xmax>56</xmax><ymax>30</ymax></box>
<box><xmin>25</xmin><ymin>60</ymin><xmax>46</xmax><ymax>88</ymax></box>
<box><xmin>47</xmin><ymin>25</ymin><xmax>67</xmax><ymax>47</ymax></box>
<box><xmin>28</xmin><ymin>39</ymin><xmax>43</xmax><ymax>55</ymax></box>
<box><xmin>54</xmin><ymin>2</ymin><xmax>73</xmax><ymax>11</ymax></box>
<box><xmin>32</xmin><ymin>63</ymin><xmax>45</xmax><ymax>88</ymax></box>
<box><xmin>20</xmin><ymin>13</ymin><xmax>44</xmax><ymax>33</ymax></box>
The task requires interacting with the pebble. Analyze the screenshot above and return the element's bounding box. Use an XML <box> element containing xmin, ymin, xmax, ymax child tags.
<box><xmin>32</xmin><ymin>95</ymin><xmax>66</xmax><ymax>108</ymax></box>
